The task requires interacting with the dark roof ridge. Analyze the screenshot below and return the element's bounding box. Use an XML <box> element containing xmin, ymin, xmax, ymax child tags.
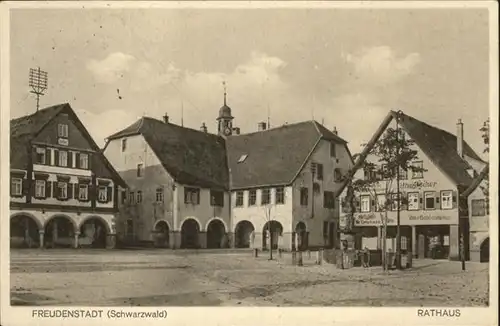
<box><xmin>461</xmin><ymin>165</ymin><xmax>489</xmax><ymax>198</ymax></box>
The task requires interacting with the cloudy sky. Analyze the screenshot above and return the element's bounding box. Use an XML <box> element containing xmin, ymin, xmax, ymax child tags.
<box><xmin>10</xmin><ymin>7</ymin><xmax>490</xmax><ymax>157</ymax></box>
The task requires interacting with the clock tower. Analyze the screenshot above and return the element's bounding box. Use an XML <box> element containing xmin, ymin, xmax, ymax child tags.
<box><xmin>217</xmin><ymin>81</ymin><xmax>234</xmax><ymax>136</ymax></box>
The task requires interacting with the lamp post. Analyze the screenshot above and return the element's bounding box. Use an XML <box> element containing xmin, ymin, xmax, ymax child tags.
<box><xmin>395</xmin><ymin>110</ymin><xmax>402</xmax><ymax>270</ymax></box>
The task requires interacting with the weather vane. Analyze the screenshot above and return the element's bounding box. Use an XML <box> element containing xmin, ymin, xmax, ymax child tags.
<box><xmin>222</xmin><ymin>80</ymin><xmax>227</xmax><ymax>105</ymax></box>
<box><xmin>29</xmin><ymin>67</ymin><xmax>48</xmax><ymax>112</ymax></box>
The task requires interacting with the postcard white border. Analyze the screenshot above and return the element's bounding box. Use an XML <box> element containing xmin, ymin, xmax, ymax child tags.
<box><xmin>1</xmin><ymin>1</ymin><xmax>498</xmax><ymax>326</ymax></box>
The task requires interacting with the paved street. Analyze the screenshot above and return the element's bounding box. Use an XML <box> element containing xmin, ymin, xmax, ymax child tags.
<box><xmin>10</xmin><ymin>249</ymin><xmax>489</xmax><ymax>307</ymax></box>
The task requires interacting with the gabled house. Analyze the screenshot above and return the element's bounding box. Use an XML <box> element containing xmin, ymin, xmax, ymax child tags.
<box><xmin>461</xmin><ymin>165</ymin><xmax>490</xmax><ymax>262</ymax></box>
<box><xmin>10</xmin><ymin>103</ymin><xmax>127</xmax><ymax>249</ymax></box>
<box><xmin>103</xmin><ymin>99</ymin><xmax>354</xmax><ymax>250</ymax></box>
<box><xmin>337</xmin><ymin>110</ymin><xmax>487</xmax><ymax>261</ymax></box>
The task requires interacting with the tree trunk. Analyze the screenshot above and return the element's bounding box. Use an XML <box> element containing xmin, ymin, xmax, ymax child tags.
<box><xmin>382</xmin><ymin>211</ymin><xmax>388</xmax><ymax>271</ymax></box>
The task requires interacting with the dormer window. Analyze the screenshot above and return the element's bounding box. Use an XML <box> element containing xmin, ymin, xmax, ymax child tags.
<box><xmin>58</xmin><ymin>124</ymin><xmax>69</xmax><ymax>138</ymax></box>
<box><xmin>238</xmin><ymin>154</ymin><xmax>248</xmax><ymax>163</ymax></box>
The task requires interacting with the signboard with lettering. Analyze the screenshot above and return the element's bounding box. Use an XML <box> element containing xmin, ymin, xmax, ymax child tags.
<box><xmin>372</xmin><ymin>180</ymin><xmax>438</xmax><ymax>191</ymax></box>
<box><xmin>353</xmin><ymin>210</ymin><xmax>458</xmax><ymax>226</ymax></box>
<box><xmin>58</xmin><ymin>138</ymin><xmax>69</xmax><ymax>146</ymax></box>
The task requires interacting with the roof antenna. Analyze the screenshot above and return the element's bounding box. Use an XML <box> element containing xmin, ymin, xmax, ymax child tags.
<box><xmin>267</xmin><ymin>104</ymin><xmax>271</xmax><ymax>128</ymax></box>
<box><xmin>29</xmin><ymin>67</ymin><xmax>48</xmax><ymax>112</ymax></box>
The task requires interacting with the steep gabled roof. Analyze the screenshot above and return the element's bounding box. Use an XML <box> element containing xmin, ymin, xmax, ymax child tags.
<box><xmin>108</xmin><ymin>117</ymin><xmax>229</xmax><ymax>190</ymax></box>
<box><xmin>461</xmin><ymin>165</ymin><xmax>489</xmax><ymax>198</ymax></box>
<box><xmin>226</xmin><ymin>121</ymin><xmax>349</xmax><ymax>189</ymax></box>
<box><xmin>336</xmin><ymin>110</ymin><xmax>484</xmax><ymax>196</ymax></box>
<box><xmin>10</xmin><ymin>103</ymin><xmax>127</xmax><ymax>188</ymax></box>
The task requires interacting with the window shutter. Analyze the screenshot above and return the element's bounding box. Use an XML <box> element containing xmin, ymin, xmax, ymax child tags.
<box><xmin>22</xmin><ymin>179</ymin><xmax>28</xmax><ymax>196</ymax></box>
<box><xmin>45</xmin><ymin>181</ymin><xmax>52</xmax><ymax>198</ymax></box>
<box><xmin>53</xmin><ymin>181</ymin><xmax>59</xmax><ymax>198</ymax></box>
<box><xmin>107</xmin><ymin>186</ymin><xmax>113</xmax><ymax>203</ymax></box>
<box><xmin>452</xmin><ymin>191</ymin><xmax>457</xmax><ymax>209</ymax></box>
<box><xmin>54</xmin><ymin>150</ymin><xmax>59</xmax><ymax>166</ymax></box>
<box><xmin>68</xmin><ymin>152</ymin><xmax>73</xmax><ymax>168</ymax></box>
<box><xmin>435</xmin><ymin>195</ymin><xmax>440</xmax><ymax>208</ymax></box>
<box><xmin>75</xmin><ymin>183</ymin><xmax>80</xmax><ymax>200</ymax></box>
<box><xmin>418</xmin><ymin>193</ymin><xmax>423</xmax><ymax>210</ymax></box>
<box><xmin>67</xmin><ymin>182</ymin><xmax>73</xmax><ymax>199</ymax></box>
<box><xmin>75</xmin><ymin>153</ymin><xmax>80</xmax><ymax>168</ymax></box>
<box><xmin>88</xmin><ymin>154</ymin><xmax>92</xmax><ymax>171</ymax></box>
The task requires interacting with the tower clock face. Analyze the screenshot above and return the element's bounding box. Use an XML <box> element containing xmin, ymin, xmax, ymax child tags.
<box><xmin>224</xmin><ymin>127</ymin><xmax>231</xmax><ymax>135</ymax></box>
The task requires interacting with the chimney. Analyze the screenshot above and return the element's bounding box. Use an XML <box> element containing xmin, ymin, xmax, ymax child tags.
<box><xmin>258</xmin><ymin>122</ymin><xmax>267</xmax><ymax>131</ymax></box>
<box><xmin>232</xmin><ymin>127</ymin><xmax>240</xmax><ymax>135</ymax></box>
<box><xmin>163</xmin><ymin>113</ymin><xmax>169</xmax><ymax>124</ymax></box>
<box><xmin>332</xmin><ymin>126</ymin><xmax>338</xmax><ymax>135</ymax></box>
<box><xmin>200</xmin><ymin>122</ymin><xmax>207</xmax><ymax>133</ymax></box>
<box><xmin>456</xmin><ymin>118</ymin><xmax>464</xmax><ymax>158</ymax></box>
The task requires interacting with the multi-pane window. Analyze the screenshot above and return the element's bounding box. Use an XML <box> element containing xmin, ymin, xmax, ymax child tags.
<box><xmin>401</xmin><ymin>237</ymin><xmax>408</xmax><ymax>250</ymax></box>
<box><xmin>210</xmin><ymin>190</ymin><xmax>224</xmax><ymax>206</ymax></box>
<box><xmin>316</xmin><ymin>164</ymin><xmax>324</xmax><ymax>180</ymax></box>
<box><xmin>129</xmin><ymin>191</ymin><xmax>135</xmax><ymax>204</ymax></box>
<box><xmin>330</xmin><ymin>142</ymin><xmax>336</xmax><ymax>157</ymax></box>
<box><xmin>391</xmin><ymin>193</ymin><xmax>401</xmax><ymax>211</ymax></box>
<box><xmin>58</xmin><ymin>182</ymin><xmax>68</xmax><ymax>199</ymax></box>
<box><xmin>334</xmin><ymin>168</ymin><xmax>343</xmax><ymax>182</ymax></box>
<box><xmin>411</xmin><ymin>161</ymin><xmax>424</xmax><ymax>179</ymax></box>
<box><xmin>137</xmin><ymin>190</ymin><xmax>142</xmax><ymax>203</ymax></box>
<box><xmin>375</xmin><ymin>194</ymin><xmax>386</xmax><ymax>211</ymax></box>
<box><xmin>58</xmin><ymin>123</ymin><xmax>69</xmax><ymax>138</ymax></box>
<box><xmin>364</xmin><ymin>168</ymin><xmax>377</xmax><ymax>181</ymax></box>
<box><xmin>98</xmin><ymin>186</ymin><xmax>108</xmax><ymax>202</ymax></box>
<box><xmin>471</xmin><ymin>199</ymin><xmax>486</xmax><ymax>216</ymax></box>
<box><xmin>248</xmin><ymin>190</ymin><xmax>257</xmax><ymax>206</ymax></box>
<box><xmin>156</xmin><ymin>188</ymin><xmax>164</xmax><ymax>203</ymax></box>
<box><xmin>35</xmin><ymin>180</ymin><xmax>46</xmax><ymax>198</ymax></box>
<box><xmin>261</xmin><ymin>188</ymin><xmax>270</xmax><ymax>205</ymax></box>
<box><xmin>300</xmin><ymin>187</ymin><xmax>309</xmax><ymax>206</ymax></box>
<box><xmin>184</xmin><ymin>187</ymin><xmax>200</xmax><ymax>204</ymax></box>
<box><xmin>79</xmin><ymin>153</ymin><xmax>89</xmax><ymax>169</ymax></box>
<box><xmin>11</xmin><ymin>178</ymin><xmax>22</xmax><ymax>196</ymax></box>
<box><xmin>137</xmin><ymin>164</ymin><xmax>144</xmax><ymax>177</ymax></box>
<box><xmin>59</xmin><ymin>151</ymin><xmax>68</xmax><ymax>167</ymax></box>
<box><xmin>441</xmin><ymin>191</ymin><xmax>453</xmax><ymax>209</ymax></box>
<box><xmin>275</xmin><ymin>187</ymin><xmax>285</xmax><ymax>204</ymax></box>
<box><xmin>35</xmin><ymin>148</ymin><xmax>46</xmax><ymax>164</ymax></box>
<box><xmin>79</xmin><ymin>184</ymin><xmax>89</xmax><ymax>200</ymax></box>
<box><xmin>121</xmin><ymin>139</ymin><xmax>127</xmax><ymax>152</ymax></box>
<box><xmin>235</xmin><ymin>191</ymin><xmax>244</xmax><ymax>207</ymax></box>
<box><xmin>408</xmin><ymin>192</ymin><xmax>419</xmax><ymax>211</ymax></box>
<box><xmin>324</xmin><ymin>191</ymin><xmax>335</xmax><ymax>209</ymax></box>
<box><xmin>360</xmin><ymin>195</ymin><xmax>371</xmax><ymax>212</ymax></box>
<box><xmin>398</xmin><ymin>167</ymin><xmax>408</xmax><ymax>180</ymax></box>
<box><xmin>424</xmin><ymin>191</ymin><xmax>435</xmax><ymax>210</ymax></box>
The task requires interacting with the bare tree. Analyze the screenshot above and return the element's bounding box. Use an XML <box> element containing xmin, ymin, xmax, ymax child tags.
<box><xmin>344</xmin><ymin>125</ymin><xmax>425</xmax><ymax>270</ymax></box>
<box><xmin>479</xmin><ymin>118</ymin><xmax>490</xmax><ymax>208</ymax></box>
<box><xmin>263</xmin><ymin>202</ymin><xmax>275</xmax><ymax>260</ymax></box>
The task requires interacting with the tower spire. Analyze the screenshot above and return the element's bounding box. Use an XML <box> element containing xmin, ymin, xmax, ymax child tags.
<box><xmin>223</xmin><ymin>80</ymin><xmax>227</xmax><ymax>106</ymax></box>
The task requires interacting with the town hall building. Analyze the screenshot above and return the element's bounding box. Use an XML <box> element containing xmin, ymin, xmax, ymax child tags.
<box><xmin>103</xmin><ymin>94</ymin><xmax>354</xmax><ymax>250</ymax></box>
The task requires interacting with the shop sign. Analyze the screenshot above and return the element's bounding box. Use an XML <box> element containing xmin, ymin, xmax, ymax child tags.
<box><xmin>405</xmin><ymin>214</ymin><xmax>455</xmax><ymax>225</ymax></box>
<box><xmin>354</xmin><ymin>213</ymin><xmax>395</xmax><ymax>226</ymax></box>
<box><xmin>372</xmin><ymin>180</ymin><xmax>438</xmax><ymax>191</ymax></box>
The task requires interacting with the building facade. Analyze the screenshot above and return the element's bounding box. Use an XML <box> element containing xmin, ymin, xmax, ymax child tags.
<box><xmin>338</xmin><ymin>111</ymin><xmax>487</xmax><ymax>261</ymax></box>
<box><xmin>10</xmin><ymin>103</ymin><xmax>127</xmax><ymax>249</ymax></box>
<box><xmin>104</xmin><ymin>100</ymin><xmax>354</xmax><ymax>250</ymax></box>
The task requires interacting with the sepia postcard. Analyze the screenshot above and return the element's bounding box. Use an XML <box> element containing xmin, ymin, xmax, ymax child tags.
<box><xmin>0</xmin><ymin>1</ymin><xmax>498</xmax><ymax>326</ymax></box>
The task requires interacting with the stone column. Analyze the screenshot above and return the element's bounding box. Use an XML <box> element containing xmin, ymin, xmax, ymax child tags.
<box><xmin>169</xmin><ymin>230</ymin><xmax>176</xmax><ymax>249</ymax></box>
<box><xmin>282</xmin><ymin>232</ymin><xmax>293</xmax><ymax>251</ymax></box>
<box><xmin>39</xmin><ymin>230</ymin><xmax>45</xmax><ymax>249</ymax></box>
<box><xmin>411</xmin><ymin>226</ymin><xmax>417</xmax><ymax>258</ymax></box>
<box><xmin>198</xmin><ymin>231</ymin><xmax>207</xmax><ymax>249</ymax></box>
<box><xmin>449</xmin><ymin>225</ymin><xmax>460</xmax><ymax>261</ymax></box>
<box><xmin>227</xmin><ymin>232</ymin><xmax>235</xmax><ymax>248</ymax></box>
<box><xmin>106</xmin><ymin>234</ymin><xmax>116</xmax><ymax>249</ymax></box>
<box><xmin>253</xmin><ymin>232</ymin><xmax>263</xmax><ymax>250</ymax></box>
<box><xmin>74</xmin><ymin>232</ymin><xmax>80</xmax><ymax>249</ymax></box>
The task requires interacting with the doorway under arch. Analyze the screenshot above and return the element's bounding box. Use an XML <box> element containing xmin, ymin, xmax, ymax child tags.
<box><xmin>79</xmin><ymin>217</ymin><xmax>108</xmax><ymax>248</ymax></box>
<box><xmin>44</xmin><ymin>216</ymin><xmax>76</xmax><ymax>248</ymax></box>
<box><xmin>154</xmin><ymin>221</ymin><xmax>170</xmax><ymax>248</ymax></box>
<box><xmin>10</xmin><ymin>214</ymin><xmax>41</xmax><ymax>248</ymax></box>
<box><xmin>235</xmin><ymin>220</ymin><xmax>255</xmax><ymax>248</ymax></box>
<box><xmin>295</xmin><ymin>221</ymin><xmax>308</xmax><ymax>251</ymax></box>
<box><xmin>262</xmin><ymin>221</ymin><xmax>283</xmax><ymax>250</ymax></box>
<box><xmin>480</xmin><ymin>237</ymin><xmax>489</xmax><ymax>263</ymax></box>
<box><xmin>206</xmin><ymin>219</ymin><xmax>227</xmax><ymax>249</ymax></box>
<box><xmin>181</xmin><ymin>219</ymin><xmax>201</xmax><ymax>249</ymax></box>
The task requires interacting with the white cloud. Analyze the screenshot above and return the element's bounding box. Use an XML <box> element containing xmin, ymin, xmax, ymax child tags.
<box><xmin>344</xmin><ymin>46</ymin><xmax>421</xmax><ymax>84</ymax></box>
<box><xmin>86</xmin><ymin>52</ymin><xmax>137</xmax><ymax>84</ymax></box>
